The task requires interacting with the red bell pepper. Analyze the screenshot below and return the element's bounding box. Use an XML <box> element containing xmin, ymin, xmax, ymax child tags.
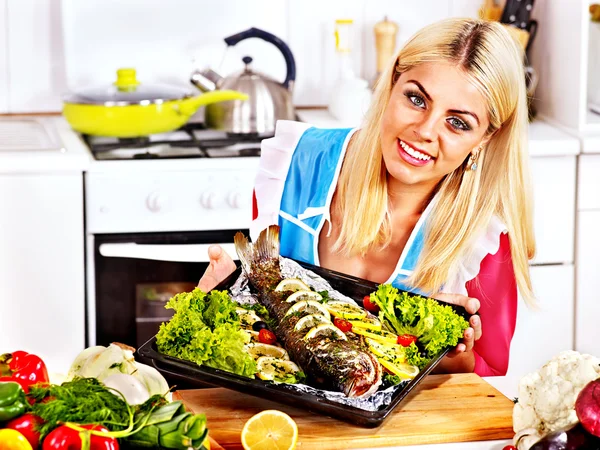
<box><xmin>0</xmin><ymin>351</ymin><xmax>50</xmax><ymax>393</ymax></box>
<box><xmin>42</xmin><ymin>424</ymin><xmax>119</xmax><ymax>450</ymax></box>
<box><xmin>5</xmin><ymin>413</ymin><xmax>43</xmax><ymax>449</ymax></box>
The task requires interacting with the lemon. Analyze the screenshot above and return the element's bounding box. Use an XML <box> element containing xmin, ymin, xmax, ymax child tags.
<box><xmin>284</xmin><ymin>300</ymin><xmax>331</xmax><ymax>321</ymax></box>
<box><xmin>348</xmin><ymin>315</ymin><xmax>382</xmax><ymax>332</ymax></box>
<box><xmin>293</xmin><ymin>314</ymin><xmax>331</xmax><ymax>333</ymax></box>
<box><xmin>365</xmin><ymin>337</ymin><xmax>406</xmax><ymax>362</ymax></box>
<box><xmin>275</xmin><ymin>278</ymin><xmax>311</xmax><ymax>292</ymax></box>
<box><xmin>256</xmin><ymin>356</ymin><xmax>301</xmax><ymax>382</ymax></box>
<box><xmin>304</xmin><ymin>324</ymin><xmax>348</xmax><ymax>341</ymax></box>
<box><xmin>241</xmin><ymin>409</ymin><xmax>298</xmax><ymax>450</ymax></box>
<box><xmin>352</xmin><ymin>327</ymin><xmax>398</xmax><ymax>345</ymax></box>
<box><xmin>242</xmin><ymin>329</ymin><xmax>261</xmax><ymax>342</ymax></box>
<box><xmin>0</xmin><ymin>429</ymin><xmax>33</xmax><ymax>450</ymax></box>
<box><xmin>236</xmin><ymin>308</ymin><xmax>263</xmax><ymax>329</ymax></box>
<box><xmin>246</xmin><ymin>342</ymin><xmax>290</xmax><ymax>360</ymax></box>
<box><xmin>324</xmin><ymin>301</ymin><xmax>367</xmax><ymax>320</ymax></box>
<box><xmin>378</xmin><ymin>359</ymin><xmax>420</xmax><ymax>380</ymax></box>
<box><xmin>285</xmin><ymin>290</ymin><xmax>322</xmax><ymax>303</ymax></box>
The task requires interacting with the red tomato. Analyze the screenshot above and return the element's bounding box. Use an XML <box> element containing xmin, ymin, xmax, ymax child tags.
<box><xmin>258</xmin><ymin>329</ymin><xmax>277</xmax><ymax>345</ymax></box>
<box><xmin>397</xmin><ymin>334</ymin><xmax>418</xmax><ymax>347</ymax></box>
<box><xmin>363</xmin><ymin>295</ymin><xmax>380</xmax><ymax>313</ymax></box>
<box><xmin>333</xmin><ymin>317</ymin><xmax>353</xmax><ymax>333</ymax></box>
<box><xmin>502</xmin><ymin>446</ymin><xmax>517</xmax><ymax>450</ymax></box>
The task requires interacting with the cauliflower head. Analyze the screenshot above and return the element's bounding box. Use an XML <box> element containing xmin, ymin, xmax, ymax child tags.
<box><xmin>513</xmin><ymin>350</ymin><xmax>600</xmax><ymax>435</ymax></box>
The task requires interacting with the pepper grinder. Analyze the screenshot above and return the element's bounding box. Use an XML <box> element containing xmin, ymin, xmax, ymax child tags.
<box><xmin>373</xmin><ymin>16</ymin><xmax>399</xmax><ymax>84</ymax></box>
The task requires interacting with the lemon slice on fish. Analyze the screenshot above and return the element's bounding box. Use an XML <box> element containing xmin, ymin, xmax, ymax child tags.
<box><xmin>275</xmin><ymin>278</ymin><xmax>311</xmax><ymax>292</ymax></box>
<box><xmin>378</xmin><ymin>359</ymin><xmax>420</xmax><ymax>380</ymax></box>
<box><xmin>242</xmin><ymin>329</ymin><xmax>260</xmax><ymax>342</ymax></box>
<box><xmin>365</xmin><ymin>338</ymin><xmax>406</xmax><ymax>363</ymax></box>
<box><xmin>325</xmin><ymin>301</ymin><xmax>367</xmax><ymax>320</ymax></box>
<box><xmin>236</xmin><ymin>308</ymin><xmax>262</xmax><ymax>329</ymax></box>
<box><xmin>246</xmin><ymin>342</ymin><xmax>289</xmax><ymax>360</ymax></box>
<box><xmin>286</xmin><ymin>290</ymin><xmax>323</xmax><ymax>303</ymax></box>
<box><xmin>293</xmin><ymin>314</ymin><xmax>331</xmax><ymax>333</ymax></box>
<box><xmin>284</xmin><ymin>300</ymin><xmax>331</xmax><ymax>321</ymax></box>
<box><xmin>348</xmin><ymin>315</ymin><xmax>382</xmax><ymax>332</ymax></box>
<box><xmin>352</xmin><ymin>328</ymin><xmax>398</xmax><ymax>345</ymax></box>
<box><xmin>304</xmin><ymin>324</ymin><xmax>348</xmax><ymax>341</ymax></box>
<box><xmin>256</xmin><ymin>356</ymin><xmax>301</xmax><ymax>382</ymax></box>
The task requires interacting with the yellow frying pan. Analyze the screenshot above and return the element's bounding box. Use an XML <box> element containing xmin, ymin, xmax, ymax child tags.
<box><xmin>63</xmin><ymin>68</ymin><xmax>248</xmax><ymax>138</ymax></box>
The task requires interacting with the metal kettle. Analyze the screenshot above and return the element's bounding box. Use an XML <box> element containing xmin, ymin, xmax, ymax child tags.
<box><xmin>191</xmin><ymin>27</ymin><xmax>296</xmax><ymax>135</ymax></box>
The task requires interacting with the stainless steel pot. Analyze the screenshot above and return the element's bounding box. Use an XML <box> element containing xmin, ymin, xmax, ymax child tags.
<box><xmin>191</xmin><ymin>27</ymin><xmax>296</xmax><ymax>135</ymax></box>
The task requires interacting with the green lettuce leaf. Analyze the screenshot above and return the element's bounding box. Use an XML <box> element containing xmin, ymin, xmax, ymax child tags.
<box><xmin>156</xmin><ymin>288</ymin><xmax>256</xmax><ymax>378</ymax></box>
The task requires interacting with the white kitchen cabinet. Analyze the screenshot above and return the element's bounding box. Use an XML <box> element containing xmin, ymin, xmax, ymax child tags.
<box><xmin>576</xmin><ymin>211</ymin><xmax>600</xmax><ymax>356</ymax></box>
<box><xmin>0</xmin><ymin>0</ymin><xmax>8</xmax><ymax>113</ymax></box>
<box><xmin>507</xmin><ymin>264</ymin><xmax>575</xmax><ymax>380</ymax></box>
<box><xmin>0</xmin><ymin>173</ymin><xmax>85</xmax><ymax>374</ymax></box>
<box><xmin>529</xmin><ymin>155</ymin><xmax>576</xmax><ymax>265</ymax></box>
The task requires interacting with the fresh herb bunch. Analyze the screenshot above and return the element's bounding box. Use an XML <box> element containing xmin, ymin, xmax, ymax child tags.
<box><xmin>29</xmin><ymin>378</ymin><xmax>209</xmax><ymax>449</ymax></box>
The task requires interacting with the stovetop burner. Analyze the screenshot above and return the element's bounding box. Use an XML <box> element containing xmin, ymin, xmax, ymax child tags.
<box><xmin>83</xmin><ymin>122</ymin><xmax>269</xmax><ymax>160</ymax></box>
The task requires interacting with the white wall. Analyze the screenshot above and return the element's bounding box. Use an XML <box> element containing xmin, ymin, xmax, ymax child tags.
<box><xmin>0</xmin><ymin>0</ymin><xmax>482</xmax><ymax>113</ymax></box>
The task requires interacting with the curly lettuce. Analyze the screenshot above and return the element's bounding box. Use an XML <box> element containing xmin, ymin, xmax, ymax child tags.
<box><xmin>156</xmin><ymin>288</ymin><xmax>256</xmax><ymax>378</ymax></box>
<box><xmin>371</xmin><ymin>284</ymin><xmax>469</xmax><ymax>368</ymax></box>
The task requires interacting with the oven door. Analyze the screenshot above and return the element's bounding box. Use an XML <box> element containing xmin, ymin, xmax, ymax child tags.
<box><xmin>91</xmin><ymin>229</ymin><xmax>244</xmax><ymax>351</ymax></box>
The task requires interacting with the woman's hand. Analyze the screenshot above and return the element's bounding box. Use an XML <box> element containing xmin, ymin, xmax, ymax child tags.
<box><xmin>197</xmin><ymin>245</ymin><xmax>237</xmax><ymax>292</ymax></box>
<box><xmin>433</xmin><ymin>292</ymin><xmax>482</xmax><ymax>373</ymax></box>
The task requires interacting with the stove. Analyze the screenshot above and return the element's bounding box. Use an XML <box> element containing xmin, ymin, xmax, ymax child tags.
<box><xmin>82</xmin><ymin>122</ymin><xmax>267</xmax><ymax>352</ymax></box>
<box><xmin>83</xmin><ymin>122</ymin><xmax>267</xmax><ymax>160</ymax></box>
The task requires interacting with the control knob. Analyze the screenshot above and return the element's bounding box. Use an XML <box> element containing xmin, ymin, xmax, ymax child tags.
<box><xmin>227</xmin><ymin>190</ymin><xmax>249</xmax><ymax>209</ymax></box>
<box><xmin>200</xmin><ymin>191</ymin><xmax>222</xmax><ymax>209</ymax></box>
<box><xmin>146</xmin><ymin>192</ymin><xmax>167</xmax><ymax>212</ymax></box>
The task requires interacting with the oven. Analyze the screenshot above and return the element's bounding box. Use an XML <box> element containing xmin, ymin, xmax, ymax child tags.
<box><xmin>83</xmin><ymin>123</ymin><xmax>263</xmax><ymax>354</ymax></box>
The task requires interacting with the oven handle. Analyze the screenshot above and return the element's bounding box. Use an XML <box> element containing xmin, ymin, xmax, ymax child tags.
<box><xmin>98</xmin><ymin>243</ymin><xmax>239</xmax><ymax>263</ymax></box>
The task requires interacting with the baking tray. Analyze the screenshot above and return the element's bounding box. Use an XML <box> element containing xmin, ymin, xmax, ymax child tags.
<box><xmin>138</xmin><ymin>260</ymin><xmax>469</xmax><ymax>428</ymax></box>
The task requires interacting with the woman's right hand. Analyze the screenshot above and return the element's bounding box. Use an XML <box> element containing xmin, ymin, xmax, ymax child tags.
<box><xmin>197</xmin><ymin>245</ymin><xmax>237</xmax><ymax>292</ymax></box>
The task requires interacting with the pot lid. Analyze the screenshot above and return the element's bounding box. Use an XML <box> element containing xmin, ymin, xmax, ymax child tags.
<box><xmin>64</xmin><ymin>68</ymin><xmax>194</xmax><ymax>105</ymax></box>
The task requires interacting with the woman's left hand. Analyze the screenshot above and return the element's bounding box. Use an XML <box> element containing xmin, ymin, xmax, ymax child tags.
<box><xmin>434</xmin><ymin>292</ymin><xmax>482</xmax><ymax>357</ymax></box>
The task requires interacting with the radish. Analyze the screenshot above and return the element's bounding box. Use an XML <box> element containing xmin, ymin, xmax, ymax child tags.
<box><xmin>576</xmin><ymin>378</ymin><xmax>600</xmax><ymax>437</ymax></box>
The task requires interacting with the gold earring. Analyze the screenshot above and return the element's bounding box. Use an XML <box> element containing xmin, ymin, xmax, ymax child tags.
<box><xmin>469</xmin><ymin>147</ymin><xmax>482</xmax><ymax>171</ymax></box>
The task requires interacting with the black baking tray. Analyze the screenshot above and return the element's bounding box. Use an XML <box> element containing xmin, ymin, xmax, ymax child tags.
<box><xmin>138</xmin><ymin>260</ymin><xmax>469</xmax><ymax>428</ymax></box>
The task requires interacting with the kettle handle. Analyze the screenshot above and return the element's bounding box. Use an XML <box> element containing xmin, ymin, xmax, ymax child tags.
<box><xmin>224</xmin><ymin>27</ymin><xmax>296</xmax><ymax>91</ymax></box>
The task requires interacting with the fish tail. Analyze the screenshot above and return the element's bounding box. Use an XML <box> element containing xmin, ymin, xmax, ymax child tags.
<box><xmin>234</xmin><ymin>225</ymin><xmax>280</xmax><ymax>274</ymax></box>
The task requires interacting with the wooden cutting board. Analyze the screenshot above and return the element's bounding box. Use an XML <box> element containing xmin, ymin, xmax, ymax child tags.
<box><xmin>174</xmin><ymin>373</ymin><xmax>515</xmax><ymax>449</ymax></box>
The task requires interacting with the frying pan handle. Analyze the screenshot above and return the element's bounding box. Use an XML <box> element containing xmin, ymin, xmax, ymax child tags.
<box><xmin>526</xmin><ymin>20</ymin><xmax>538</xmax><ymax>53</ymax></box>
<box><xmin>224</xmin><ymin>27</ymin><xmax>296</xmax><ymax>91</ymax></box>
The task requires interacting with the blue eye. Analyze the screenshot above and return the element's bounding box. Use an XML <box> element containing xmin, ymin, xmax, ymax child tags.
<box><xmin>405</xmin><ymin>91</ymin><xmax>426</xmax><ymax>109</ymax></box>
<box><xmin>448</xmin><ymin>117</ymin><xmax>470</xmax><ymax>131</ymax></box>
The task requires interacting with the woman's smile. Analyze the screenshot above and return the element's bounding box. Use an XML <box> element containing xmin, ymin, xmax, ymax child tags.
<box><xmin>397</xmin><ymin>139</ymin><xmax>434</xmax><ymax>167</ymax></box>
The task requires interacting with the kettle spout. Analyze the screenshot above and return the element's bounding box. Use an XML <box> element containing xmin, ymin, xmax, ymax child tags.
<box><xmin>191</xmin><ymin>68</ymin><xmax>223</xmax><ymax>92</ymax></box>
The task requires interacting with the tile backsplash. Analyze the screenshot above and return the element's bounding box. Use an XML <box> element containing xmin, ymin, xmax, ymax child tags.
<box><xmin>0</xmin><ymin>0</ymin><xmax>481</xmax><ymax>113</ymax></box>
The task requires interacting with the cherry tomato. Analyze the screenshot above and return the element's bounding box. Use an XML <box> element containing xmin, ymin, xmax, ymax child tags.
<box><xmin>397</xmin><ymin>334</ymin><xmax>418</xmax><ymax>347</ymax></box>
<box><xmin>333</xmin><ymin>317</ymin><xmax>353</xmax><ymax>333</ymax></box>
<box><xmin>258</xmin><ymin>329</ymin><xmax>277</xmax><ymax>345</ymax></box>
<box><xmin>502</xmin><ymin>446</ymin><xmax>517</xmax><ymax>450</ymax></box>
<box><xmin>363</xmin><ymin>295</ymin><xmax>380</xmax><ymax>313</ymax></box>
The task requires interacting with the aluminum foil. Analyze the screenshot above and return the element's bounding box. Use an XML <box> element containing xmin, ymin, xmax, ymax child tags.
<box><xmin>228</xmin><ymin>256</ymin><xmax>409</xmax><ymax>411</ymax></box>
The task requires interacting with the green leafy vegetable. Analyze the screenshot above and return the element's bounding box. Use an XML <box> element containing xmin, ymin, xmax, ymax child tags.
<box><xmin>246</xmin><ymin>302</ymin><xmax>276</xmax><ymax>329</ymax></box>
<box><xmin>371</xmin><ymin>284</ymin><xmax>469</xmax><ymax>368</ymax></box>
<box><xmin>29</xmin><ymin>378</ymin><xmax>209</xmax><ymax>449</ymax></box>
<box><xmin>156</xmin><ymin>288</ymin><xmax>257</xmax><ymax>378</ymax></box>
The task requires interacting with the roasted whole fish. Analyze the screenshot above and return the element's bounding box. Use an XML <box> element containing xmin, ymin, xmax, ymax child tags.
<box><xmin>234</xmin><ymin>225</ymin><xmax>382</xmax><ymax>398</ymax></box>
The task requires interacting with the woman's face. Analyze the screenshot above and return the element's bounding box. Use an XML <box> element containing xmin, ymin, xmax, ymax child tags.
<box><xmin>380</xmin><ymin>61</ymin><xmax>490</xmax><ymax>190</ymax></box>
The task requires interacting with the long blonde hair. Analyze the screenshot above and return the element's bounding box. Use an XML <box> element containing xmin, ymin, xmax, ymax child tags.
<box><xmin>333</xmin><ymin>18</ymin><xmax>536</xmax><ymax>305</ymax></box>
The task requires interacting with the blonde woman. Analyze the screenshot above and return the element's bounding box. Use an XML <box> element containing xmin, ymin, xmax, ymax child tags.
<box><xmin>199</xmin><ymin>18</ymin><xmax>535</xmax><ymax>376</ymax></box>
